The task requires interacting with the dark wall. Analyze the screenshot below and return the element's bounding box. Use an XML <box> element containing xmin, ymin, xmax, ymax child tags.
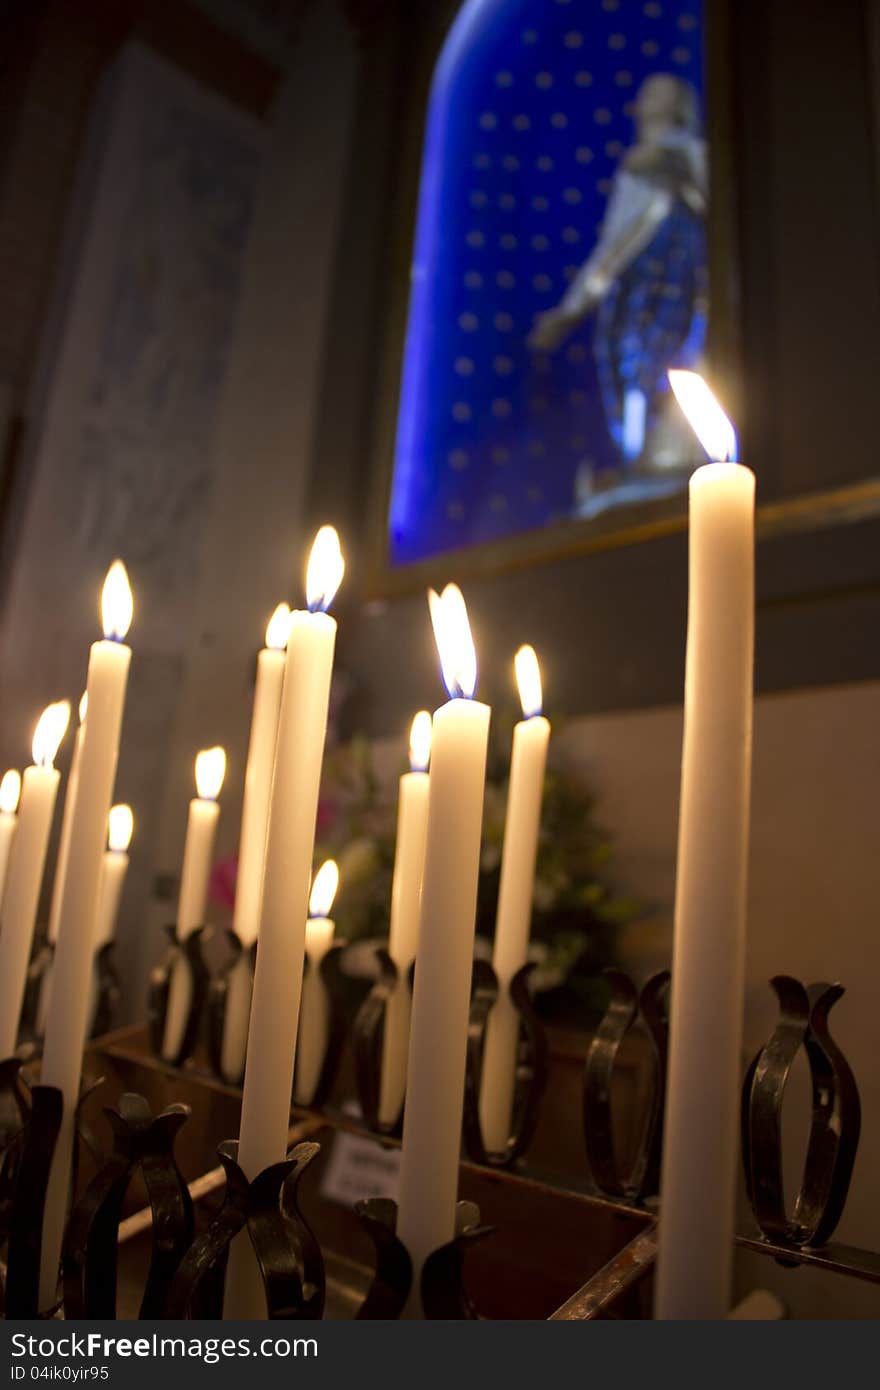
<box><xmin>312</xmin><ymin>0</ymin><xmax>880</xmax><ymax>737</ymax></box>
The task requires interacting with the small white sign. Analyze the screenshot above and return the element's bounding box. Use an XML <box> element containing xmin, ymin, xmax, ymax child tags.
<box><xmin>320</xmin><ymin>1129</ymin><xmax>401</xmax><ymax>1208</ymax></box>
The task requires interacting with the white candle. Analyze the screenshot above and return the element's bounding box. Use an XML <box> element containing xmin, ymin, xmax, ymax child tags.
<box><xmin>0</xmin><ymin>706</ymin><xmax>69</xmax><ymax>1057</ymax></box>
<box><xmin>654</xmin><ymin>372</ymin><xmax>754</xmax><ymax>1320</ymax></box>
<box><xmin>223</xmin><ymin>525</ymin><xmax>343</xmax><ymax>1320</ymax></box>
<box><xmin>221</xmin><ymin>603</ymin><xmax>291</xmax><ymax>1083</ymax></box>
<box><xmin>0</xmin><ymin>769</ymin><xmax>22</xmax><ymax>908</ymax></box>
<box><xmin>40</xmin><ymin>561</ymin><xmax>133</xmax><ymax>1310</ymax></box>
<box><xmin>293</xmin><ymin>859</ymin><xmax>339</xmax><ymax>1107</ymax></box>
<box><xmin>397</xmin><ymin>585</ymin><xmax>490</xmax><ymax>1312</ymax></box>
<box><xmin>94</xmin><ymin>804</ymin><xmax>133</xmax><ymax>949</ymax></box>
<box><xmin>378</xmin><ymin>711</ymin><xmax>431</xmax><ymax>1128</ymax></box>
<box><xmin>479</xmin><ymin>645</ymin><xmax>550</xmax><ymax>1153</ymax></box>
<box><xmin>46</xmin><ymin>693</ymin><xmax>87</xmax><ymax>946</ymax></box>
<box><xmin>161</xmin><ymin>746</ymin><xmax>226</xmax><ymax>1062</ymax></box>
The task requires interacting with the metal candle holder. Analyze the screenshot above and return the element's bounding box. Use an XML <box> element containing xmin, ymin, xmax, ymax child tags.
<box><xmin>90</xmin><ymin>942</ymin><xmax>122</xmax><ymax>1041</ymax></box>
<box><xmin>17</xmin><ymin>935</ymin><xmax>54</xmax><ymax>1046</ymax></box>
<box><xmin>207</xmin><ymin>929</ymin><xmax>257</xmax><ymax>1087</ymax></box>
<box><xmin>742</xmin><ymin>976</ymin><xmax>861</xmax><ymax>1249</ymax></box>
<box><xmin>352</xmin><ymin>948</ymin><xmax>415</xmax><ymax>1136</ymax></box>
<box><xmin>62</xmin><ymin>1094</ymin><xmax>193</xmax><ymax>1319</ymax></box>
<box><xmin>354</xmin><ymin>1196</ymin><xmax>495</xmax><ymax>1319</ymax></box>
<box><xmin>163</xmin><ymin>1140</ymin><xmax>325</xmax><ymax>1319</ymax></box>
<box><xmin>582</xmin><ymin>969</ymin><xmax>670</xmax><ymax>1202</ymax></box>
<box><xmin>461</xmin><ymin>959</ymin><xmax>548</xmax><ymax>1168</ymax></box>
<box><xmin>148</xmin><ymin>924</ymin><xmax>211</xmax><ymax>1069</ymax></box>
<box><xmin>293</xmin><ymin>942</ymin><xmax>349</xmax><ymax>1111</ymax></box>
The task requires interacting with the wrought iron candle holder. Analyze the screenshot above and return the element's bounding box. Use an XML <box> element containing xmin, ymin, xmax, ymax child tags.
<box><xmin>292</xmin><ymin>942</ymin><xmax>349</xmax><ymax>1111</ymax></box>
<box><xmin>741</xmin><ymin>976</ymin><xmax>861</xmax><ymax>1250</ymax></box>
<box><xmin>581</xmin><ymin>969</ymin><xmax>670</xmax><ymax>1203</ymax></box>
<box><xmin>461</xmin><ymin>959</ymin><xmax>548</xmax><ymax>1168</ymax></box>
<box><xmin>354</xmin><ymin>1196</ymin><xmax>495</xmax><ymax>1319</ymax></box>
<box><xmin>90</xmin><ymin>942</ymin><xmax>122</xmax><ymax>1041</ymax></box>
<box><xmin>352</xmin><ymin>948</ymin><xmax>415</xmax><ymax>1136</ymax></box>
<box><xmin>62</xmin><ymin>1093</ymin><xmax>193</xmax><ymax>1319</ymax></box>
<box><xmin>163</xmin><ymin>1139</ymin><xmax>325</xmax><ymax>1319</ymax></box>
<box><xmin>17</xmin><ymin>934</ymin><xmax>54</xmax><ymax>1046</ymax></box>
<box><xmin>148</xmin><ymin>924</ymin><xmax>211</xmax><ymax>1069</ymax></box>
<box><xmin>207</xmin><ymin>929</ymin><xmax>257</xmax><ymax>1086</ymax></box>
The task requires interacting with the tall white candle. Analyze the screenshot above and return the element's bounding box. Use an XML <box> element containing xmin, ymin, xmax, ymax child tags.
<box><xmin>223</xmin><ymin>525</ymin><xmax>343</xmax><ymax>1320</ymax></box>
<box><xmin>378</xmin><ymin>711</ymin><xmax>431</xmax><ymax>1128</ymax></box>
<box><xmin>162</xmin><ymin>747</ymin><xmax>226</xmax><ymax>1061</ymax></box>
<box><xmin>40</xmin><ymin>561</ymin><xmax>133</xmax><ymax>1310</ymax></box>
<box><xmin>37</xmin><ymin>695</ymin><xmax>87</xmax><ymax>1035</ymax></box>
<box><xmin>46</xmin><ymin>693</ymin><xmax>87</xmax><ymax>946</ymax></box>
<box><xmin>479</xmin><ymin>645</ymin><xmax>550</xmax><ymax>1153</ymax></box>
<box><xmin>0</xmin><ymin>706</ymin><xmax>69</xmax><ymax>1057</ymax></box>
<box><xmin>397</xmin><ymin>585</ymin><xmax>490</xmax><ymax>1313</ymax></box>
<box><xmin>94</xmin><ymin>804</ymin><xmax>133</xmax><ymax>949</ymax></box>
<box><xmin>654</xmin><ymin>372</ymin><xmax>754</xmax><ymax>1320</ymax></box>
<box><xmin>221</xmin><ymin>603</ymin><xmax>291</xmax><ymax>1083</ymax></box>
<box><xmin>0</xmin><ymin>769</ymin><xmax>22</xmax><ymax>908</ymax></box>
<box><xmin>293</xmin><ymin>859</ymin><xmax>339</xmax><ymax>1107</ymax></box>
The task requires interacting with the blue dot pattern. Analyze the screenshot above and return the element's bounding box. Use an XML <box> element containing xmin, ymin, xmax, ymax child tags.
<box><xmin>388</xmin><ymin>0</ymin><xmax>706</xmax><ymax>567</ymax></box>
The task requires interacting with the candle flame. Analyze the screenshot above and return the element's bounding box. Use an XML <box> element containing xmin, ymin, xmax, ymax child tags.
<box><xmin>0</xmin><ymin>769</ymin><xmax>21</xmax><ymax>814</ymax></box>
<box><xmin>78</xmin><ymin>691</ymin><xmax>88</xmax><ymax>724</ymax></box>
<box><xmin>305</xmin><ymin>526</ymin><xmax>345</xmax><ymax>614</ymax></box>
<box><xmin>408</xmin><ymin>710</ymin><xmax>432</xmax><ymax>773</ymax></box>
<box><xmin>32</xmin><ymin>700</ymin><xmax>71</xmax><ymax>768</ymax></box>
<box><xmin>515</xmin><ymin>645</ymin><xmax>543</xmax><ymax>719</ymax></box>
<box><xmin>265</xmin><ymin>602</ymin><xmax>292</xmax><ymax>651</ymax></box>
<box><xmin>668</xmin><ymin>370</ymin><xmax>738</xmax><ymax>462</ymax></box>
<box><xmin>195</xmin><ymin>746</ymin><xmax>226</xmax><ymax>801</ymax></box>
<box><xmin>428</xmin><ymin>583</ymin><xmax>477</xmax><ymax>700</ymax></box>
<box><xmin>108</xmin><ymin>803</ymin><xmax>134</xmax><ymax>853</ymax></box>
<box><xmin>101</xmin><ymin>560</ymin><xmax>134</xmax><ymax>641</ymax></box>
<box><xmin>309</xmin><ymin>858</ymin><xmax>339</xmax><ymax>918</ymax></box>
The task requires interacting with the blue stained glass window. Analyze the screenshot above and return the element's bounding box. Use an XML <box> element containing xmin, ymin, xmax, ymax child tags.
<box><xmin>389</xmin><ymin>0</ymin><xmax>707</xmax><ymax>568</ymax></box>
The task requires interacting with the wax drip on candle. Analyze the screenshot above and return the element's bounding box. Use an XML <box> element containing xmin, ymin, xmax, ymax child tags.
<box><xmin>32</xmin><ymin>701</ymin><xmax>71</xmax><ymax>768</ymax></box>
<box><xmin>668</xmin><ymin>370</ymin><xmax>738</xmax><ymax>463</ymax></box>
<box><xmin>265</xmin><ymin>602</ymin><xmax>293</xmax><ymax>650</ymax></box>
<box><xmin>101</xmin><ymin>560</ymin><xmax>134</xmax><ymax>641</ymax></box>
<box><xmin>305</xmin><ymin>527</ymin><xmax>345</xmax><ymax>614</ymax></box>
<box><xmin>427</xmin><ymin>584</ymin><xmax>478</xmax><ymax>699</ymax></box>
<box><xmin>107</xmin><ymin>802</ymin><xmax>134</xmax><ymax>853</ymax></box>
<box><xmin>194</xmin><ymin>746</ymin><xmax>227</xmax><ymax>802</ymax></box>
<box><xmin>409</xmin><ymin>710</ymin><xmax>433</xmax><ymax>774</ymax></box>
<box><xmin>0</xmin><ymin>769</ymin><xmax>21</xmax><ymax>814</ymax></box>
<box><xmin>514</xmin><ymin>644</ymin><xmax>543</xmax><ymax>720</ymax></box>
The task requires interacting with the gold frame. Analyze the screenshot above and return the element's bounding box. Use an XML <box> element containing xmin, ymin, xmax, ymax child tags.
<box><xmin>363</xmin><ymin>1</ymin><xmax>880</xmax><ymax>598</ymax></box>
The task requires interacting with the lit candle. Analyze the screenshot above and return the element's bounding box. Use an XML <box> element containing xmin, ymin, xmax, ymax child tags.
<box><xmin>94</xmin><ymin>804</ymin><xmax>133</xmax><ymax>949</ymax></box>
<box><xmin>46</xmin><ymin>692</ymin><xmax>87</xmax><ymax>947</ymax></box>
<box><xmin>397</xmin><ymin>585</ymin><xmax>490</xmax><ymax>1312</ymax></box>
<box><xmin>654</xmin><ymin>371</ymin><xmax>754</xmax><ymax>1320</ymax></box>
<box><xmin>0</xmin><ymin>769</ymin><xmax>22</xmax><ymax>907</ymax></box>
<box><xmin>478</xmin><ymin>645</ymin><xmax>550</xmax><ymax>1153</ymax></box>
<box><xmin>293</xmin><ymin>859</ymin><xmax>339</xmax><ymax>1107</ymax></box>
<box><xmin>220</xmin><ymin>603</ymin><xmax>291</xmax><ymax>1083</ymax></box>
<box><xmin>37</xmin><ymin>693</ymin><xmax>87</xmax><ymax>1036</ymax></box>
<box><xmin>40</xmin><ymin>561</ymin><xmax>133</xmax><ymax>1310</ymax></box>
<box><xmin>161</xmin><ymin>746</ymin><xmax>227</xmax><ymax>1061</ymax></box>
<box><xmin>378</xmin><ymin>710</ymin><xmax>431</xmax><ymax>1128</ymax></box>
<box><xmin>0</xmin><ymin>704</ymin><xmax>69</xmax><ymax>1057</ymax></box>
<box><xmin>223</xmin><ymin>525</ymin><xmax>343</xmax><ymax>1319</ymax></box>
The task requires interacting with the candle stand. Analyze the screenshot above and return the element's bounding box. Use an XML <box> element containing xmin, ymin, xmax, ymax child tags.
<box><xmin>352</xmin><ymin>948</ymin><xmax>414</xmax><ymax>1136</ymax></box>
<box><xmin>62</xmin><ymin>1093</ymin><xmax>193</xmax><ymax>1318</ymax></box>
<box><xmin>581</xmin><ymin>969</ymin><xmax>669</xmax><ymax>1202</ymax></box>
<box><xmin>461</xmin><ymin>960</ymin><xmax>548</xmax><ymax>1168</ymax></box>
<box><xmin>741</xmin><ymin>977</ymin><xmax>860</xmax><ymax>1251</ymax></box>
<box><xmin>90</xmin><ymin>942</ymin><xmax>122</xmax><ymax>1041</ymax></box>
<box><xmin>17</xmin><ymin>934</ymin><xmax>53</xmax><ymax>1045</ymax></box>
<box><xmin>163</xmin><ymin>1139</ymin><xmax>324</xmax><ymax>1319</ymax></box>
<box><xmin>207</xmin><ymin>930</ymin><xmax>257</xmax><ymax>1086</ymax></box>
<box><xmin>148</xmin><ymin>924</ymin><xmax>211</xmax><ymax>1069</ymax></box>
